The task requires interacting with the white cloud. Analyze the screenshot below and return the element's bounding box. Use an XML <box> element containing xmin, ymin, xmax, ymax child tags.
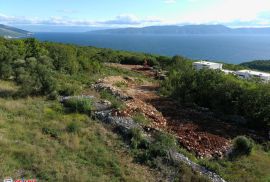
<box><xmin>0</xmin><ymin>13</ymin><xmax>161</xmax><ymax>27</ymax></box>
<box><xmin>1</xmin><ymin>0</ymin><xmax>270</xmax><ymax>28</ymax></box>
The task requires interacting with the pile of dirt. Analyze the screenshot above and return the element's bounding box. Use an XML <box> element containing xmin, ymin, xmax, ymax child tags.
<box><xmin>93</xmin><ymin>74</ymin><xmax>231</xmax><ymax>158</ymax></box>
<box><xmin>115</xmin><ymin>98</ymin><xmax>167</xmax><ymax>128</ymax></box>
<box><xmin>170</xmin><ymin>123</ymin><xmax>230</xmax><ymax>158</ymax></box>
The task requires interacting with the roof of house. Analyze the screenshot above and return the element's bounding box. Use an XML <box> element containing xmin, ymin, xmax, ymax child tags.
<box><xmin>236</xmin><ymin>70</ymin><xmax>270</xmax><ymax>77</ymax></box>
<box><xmin>193</xmin><ymin>61</ymin><xmax>222</xmax><ymax>66</ymax></box>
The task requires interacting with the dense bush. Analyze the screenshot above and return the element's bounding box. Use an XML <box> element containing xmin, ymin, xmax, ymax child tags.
<box><xmin>63</xmin><ymin>98</ymin><xmax>93</xmax><ymax>114</ymax></box>
<box><xmin>231</xmin><ymin>136</ymin><xmax>253</xmax><ymax>157</ymax></box>
<box><xmin>120</xmin><ymin>56</ymin><xmax>144</xmax><ymax>65</ymax></box>
<box><xmin>161</xmin><ymin>57</ymin><xmax>270</xmax><ymax>129</ymax></box>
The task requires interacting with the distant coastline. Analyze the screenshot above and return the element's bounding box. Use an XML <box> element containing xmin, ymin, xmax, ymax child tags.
<box><xmin>33</xmin><ymin>32</ymin><xmax>270</xmax><ymax>64</ymax></box>
<box><xmin>90</xmin><ymin>25</ymin><xmax>270</xmax><ymax>35</ymax></box>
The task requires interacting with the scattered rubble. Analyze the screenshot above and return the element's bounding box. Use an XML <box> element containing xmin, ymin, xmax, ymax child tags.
<box><xmin>172</xmin><ymin>123</ymin><xmax>230</xmax><ymax>158</ymax></box>
<box><xmin>168</xmin><ymin>150</ymin><xmax>226</xmax><ymax>182</ymax></box>
<box><xmin>93</xmin><ymin>101</ymin><xmax>226</xmax><ymax>182</ymax></box>
<box><xmin>92</xmin><ymin>75</ymin><xmax>231</xmax><ymax>158</ymax></box>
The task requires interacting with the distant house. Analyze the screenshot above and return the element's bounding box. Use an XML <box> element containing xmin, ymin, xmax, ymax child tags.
<box><xmin>192</xmin><ymin>61</ymin><xmax>270</xmax><ymax>83</ymax></box>
<box><xmin>235</xmin><ymin>70</ymin><xmax>270</xmax><ymax>82</ymax></box>
<box><xmin>192</xmin><ymin>61</ymin><xmax>223</xmax><ymax>71</ymax></box>
<box><xmin>221</xmin><ymin>69</ymin><xmax>235</xmax><ymax>75</ymax></box>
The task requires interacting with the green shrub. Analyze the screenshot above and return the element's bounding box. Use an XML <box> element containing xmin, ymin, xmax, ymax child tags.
<box><xmin>129</xmin><ymin>128</ymin><xmax>149</xmax><ymax>149</ymax></box>
<box><xmin>120</xmin><ymin>56</ymin><xmax>144</xmax><ymax>65</ymax></box>
<box><xmin>149</xmin><ymin>133</ymin><xmax>176</xmax><ymax>158</ymax></box>
<box><xmin>58</xmin><ymin>83</ymin><xmax>82</xmax><ymax>96</ymax></box>
<box><xmin>42</xmin><ymin>127</ymin><xmax>60</xmax><ymax>138</ymax></box>
<box><xmin>135</xmin><ymin>133</ymin><xmax>176</xmax><ymax>164</ymax></box>
<box><xmin>66</xmin><ymin>122</ymin><xmax>80</xmax><ymax>133</ymax></box>
<box><xmin>199</xmin><ymin>159</ymin><xmax>222</xmax><ymax>174</ymax></box>
<box><xmin>63</xmin><ymin>98</ymin><xmax>93</xmax><ymax>114</ymax></box>
<box><xmin>231</xmin><ymin>136</ymin><xmax>254</xmax><ymax>157</ymax></box>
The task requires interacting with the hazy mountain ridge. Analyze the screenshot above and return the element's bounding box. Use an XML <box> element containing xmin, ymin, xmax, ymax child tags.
<box><xmin>0</xmin><ymin>24</ymin><xmax>31</xmax><ymax>38</ymax></box>
<box><xmin>90</xmin><ymin>25</ymin><xmax>270</xmax><ymax>35</ymax></box>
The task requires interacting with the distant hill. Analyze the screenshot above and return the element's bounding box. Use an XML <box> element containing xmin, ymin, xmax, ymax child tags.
<box><xmin>0</xmin><ymin>24</ymin><xmax>31</xmax><ymax>38</ymax></box>
<box><xmin>90</xmin><ymin>25</ymin><xmax>270</xmax><ymax>35</ymax></box>
<box><xmin>240</xmin><ymin>60</ymin><xmax>270</xmax><ymax>72</ymax></box>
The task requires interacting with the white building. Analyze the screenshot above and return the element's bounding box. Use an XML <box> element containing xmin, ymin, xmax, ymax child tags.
<box><xmin>235</xmin><ymin>70</ymin><xmax>270</xmax><ymax>82</ymax></box>
<box><xmin>192</xmin><ymin>61</ymin><xmax>223</xmax><ymax>71</ymax></box>
<box><xmin>221</xmin><ymin>69</ymin><xmax>235</xmax><ymax>75</ymax></box>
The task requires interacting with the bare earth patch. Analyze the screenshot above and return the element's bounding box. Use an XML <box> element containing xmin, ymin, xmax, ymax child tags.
<box><xmin>95</xmin><ymin>73</ymin><xmax>232</xmax><ymax>158</ymax></box>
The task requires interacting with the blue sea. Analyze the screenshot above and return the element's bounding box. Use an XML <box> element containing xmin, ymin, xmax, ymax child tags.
<box><xmin>33</xmin><ymin>33</ymin><xmax>270</xmax><ymax>64</ymax></box>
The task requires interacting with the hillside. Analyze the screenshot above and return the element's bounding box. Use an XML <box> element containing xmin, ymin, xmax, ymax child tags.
<box><xmin>0</xmin><ymin>24</ymin><xmax>31</xmax><ymax>38</ymax></box>
<box><xmin>90</xmin><ymin>24</ymin><xmax>270</xmax><ymax>35</ymax></box>
<box><xmin>0</xmin><ymin>37</ymin><xmax>269</xmax><ymax>182</ymax></box>
<box><xmin>240</xmin><ymin>60</ymin><xmax>270</xmax><ymax>72</ymax></box>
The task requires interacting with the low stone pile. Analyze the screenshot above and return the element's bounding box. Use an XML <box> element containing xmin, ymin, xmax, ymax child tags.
<box><xmin>95</xmin><ymin>109</ymin><xmax>142</xmax><ymax>135</ymax></box>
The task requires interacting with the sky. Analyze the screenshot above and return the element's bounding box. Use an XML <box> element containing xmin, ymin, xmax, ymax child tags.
<box><xmin>1</xmin><ymin>0</ymin><xmax>270</xmax><ymax>31</ymax></box>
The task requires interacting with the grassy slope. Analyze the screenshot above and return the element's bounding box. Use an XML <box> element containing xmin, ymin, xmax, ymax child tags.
<box><xmin>0</xmin><ymin>62</ymin><xmax>269</xmax><ymax>182</ymax></box>
<box><xmin>199</xmin><ymin>146</ymin><xmax>270</xmax><ymax>182</ymax></box>
<box><xmin>0</xmin><ymin>81</ymin><xmax>158</xmax><ymax>181</ymax></box>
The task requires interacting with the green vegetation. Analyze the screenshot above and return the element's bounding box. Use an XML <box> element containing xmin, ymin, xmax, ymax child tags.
<box><xmin>160</xmin><ymin>56</ymin><xmax>270</xmax><ymax>182</ymax></box>
<box><xmin>222</xmin><ymin>62</ymin><xmax>247</xmax><ymax>71</ymax></box>
<box><xmin>1</xmin><ymin>37</ymin><xmax>270</xmax><ymax>181</ymax></box>
<box><xmin>241</xmin><ymin>60</ymin><xmax>270</xmax><ymax>72</ymax></box>
<box><xmin>63</xmin><ymin>97</ymin><xmax>93</xmax><ymax>114</ymax></box>
<box><xmin>199</xmin><ymin>146</ymin><xmax>270</xmax><ymax>182</ymax></box>
<box><xmin>128</xmin><ymin>129</ymin><xmax>209</xmax><ymax>181</ymax></box>
<box><xmin>0</xmin><ymin>37</ymin><xmax>160</xmax><ymax>98</ymax></box>
<box><xmin>161</xmin><ymin>56</ymin><xmax>270</xmax><ymax>129</ymax></box>
<box><xmin>231</xmin><ymin>136</ymin><xmax>254</xmax><ymax>157</ymax></box>
<box><xmin>100</xmin><ymin>90</ymin><xmax>125</xmax><ymax>110</ymax></box>
<box><xmin>132</xmin><ymin>113</ymin><xmax>151</xmax><ymax>125</ymax></box>
<box><xmin>0</xmin><ymin>84</ymin><xmax>159</xmax><ymax>181</ymax></box>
